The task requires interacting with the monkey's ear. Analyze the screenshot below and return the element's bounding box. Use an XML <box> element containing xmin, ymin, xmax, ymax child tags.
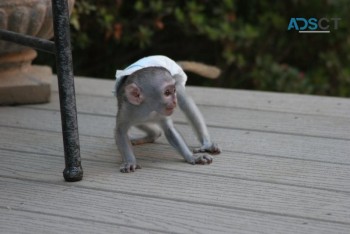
<box><xmin>125</xmin><ymin>83</ymin><xmax>144</xmax><ymax>105</ymax></box>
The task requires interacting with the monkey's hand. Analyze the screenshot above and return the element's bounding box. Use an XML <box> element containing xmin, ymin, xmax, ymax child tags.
<box><xmin>120</xmin><ymin>162</ymin><xmax>142</xmax><ymax>173</ymax></box>
<box><xmin>193</xmin><ymin>142</ymin><xmax>221</xmax><ymax>155</ymax></box>
<box><xmin>190</xmin><ymin>154</ymin><xmax>213</xmax><ymax>165</ymax></box>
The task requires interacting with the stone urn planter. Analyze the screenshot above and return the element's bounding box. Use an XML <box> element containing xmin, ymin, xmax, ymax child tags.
<box><xmin>0</xmin><ymin>0</ymin><xmax>74</xmax><ymax>105</ymax></box>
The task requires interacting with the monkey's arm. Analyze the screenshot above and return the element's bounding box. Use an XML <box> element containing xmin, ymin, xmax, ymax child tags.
<box><xmin>175</xmin><ymin>83</ymin><xmax>221</xmax><ymax>154</ymax></box>
<box><xmin>160</xmin><ymin>118</ymin><xmax>212</xmax><ymax>165</ymax></box>
<box><xmin>115</xmin><ymin>123</ymin><xmax>141</xmax><ymax>172</ymax></box>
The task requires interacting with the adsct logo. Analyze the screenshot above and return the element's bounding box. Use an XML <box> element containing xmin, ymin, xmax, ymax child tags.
<box><xmin>288</xmin><ymin>17</ymin><xmax>341</xmax><ymax>33</ymax></box>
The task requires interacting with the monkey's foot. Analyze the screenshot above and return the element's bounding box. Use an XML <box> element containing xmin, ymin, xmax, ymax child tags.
<box><xmin>191</xmin><ymin>154</ymin><xmax>213</xmax><ymax>165</ymax></box>
<box><xmin>129</xmin><ymin>126</ymin><xmax>162</xmax><ymax>145</ymax></box>
<box><xmin>130</xmin><ymin>136</ymin><xmax>156</xmax><ymax>145</ymax></box>
<box><xmin>120</xmin><ymin>163</ymin><xmax>142</xmax><ymax>173</ymax></box>
<box><xmin>193</xmin><ymin>142</ymin><xmax>221</xmax><ymax>155</ymax></box>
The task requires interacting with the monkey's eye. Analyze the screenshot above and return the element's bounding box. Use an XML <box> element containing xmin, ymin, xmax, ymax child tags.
<box><xmin>164</xmin><ymin>90</ymin><xmax>171</xmax><ymax>96</ymax></box>
<box><xmin>164</xmin><ymin>87</ymin><xmax>176</xmax><ymax>97</ymax></box>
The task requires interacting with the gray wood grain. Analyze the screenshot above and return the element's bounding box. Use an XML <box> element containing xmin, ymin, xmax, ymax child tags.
<box><xmin>1</xmin><ymin>149</ymin><xmax>350</xmax><ymax>225</ymax></box>
<box><xmin>25</xmin><ymin>93</ymin><xmax>350</xmax><ymax>140</ymax></box>
<box><xmin>1</xmin><ymin>77</ymin><xmax>350</xmax><ymax>233</ymax></box>
<box><xmin>50</xmin><ymin>77</ymin><xmax>350</xmax><ymax>117</ymax></box>
<box><xmin>2</xmin><ymin>178</ymin><xmax>349</xmax><ymax>234</ymax></box>
<box><xmin>1</xmin><ymin>108</ymin><xmax>349</xmax><ymax>164</ymax></box>
<box><xmin>1</xmin><ymin>128</ymin><xmax>350</xmax><ymax>193</ymax></box>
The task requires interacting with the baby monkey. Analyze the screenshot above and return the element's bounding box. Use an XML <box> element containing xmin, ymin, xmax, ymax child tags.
<box><xmin>115</xmin><ymin>56</ymin><xmax>220</xmax><ymax>173</ymax></box>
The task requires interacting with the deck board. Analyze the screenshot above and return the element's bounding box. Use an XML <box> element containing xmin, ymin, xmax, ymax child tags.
<box><xmin>1</xmin><ymin>76</ymin><xmax>350</xmax><ymax>233</ymax></box>
<box><xmin>1</xmin><ymin>149</ymin><xmax>350</xmax><ymax>224</ymax></box>
<box><xmin>61</xmin><ymin>76</ymin><xmax>350</xmax><ymax>118</ymax></box>
<box><xmin>1</xmin><ymin>111</ymin><xmax>349</xmax><ymax>164</ymax></box>
<box><xmin>1</xmin><ymin>128</ymin><xmax>350</xmax><ymax>192</ymax></box>
<box><xmin>3</xmin><ymin>178</ymin><xmax>350</xmax><ymax>234</ymax></box>
<box><xmin>24</xmin><ymin>92</ymin><xmax>350</xmax><ymax>140</ymax></box>
<box><xmin>1</xmin><ymin>208</ymin><xmax>156</xmax><ymax>234</ymax></box>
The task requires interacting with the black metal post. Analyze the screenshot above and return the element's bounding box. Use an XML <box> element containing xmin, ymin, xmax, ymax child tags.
<box><xmin>52</xmin><ymin>0</ymin><xmax>83</xmax><ymax>181</ymax></box>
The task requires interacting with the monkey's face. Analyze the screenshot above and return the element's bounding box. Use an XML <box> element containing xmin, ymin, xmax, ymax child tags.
<box><xmin>125</xmin><ymin>68</ymin><xmax>178</xmax><ymax>117</ymax></box>
<box><xmin>161</xmin><ymin>83</ymin><xmax>177</xmax><ymax>116</ymax></box>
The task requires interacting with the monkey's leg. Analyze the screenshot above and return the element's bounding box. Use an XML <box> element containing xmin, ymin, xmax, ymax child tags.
<box><xmin>115</xmin><ymin>126</ymin><xmax>141</xmax><ymax>173</ymax></box>
<box><xmin>160</xmin><ymin>118</ymin><xmax>213</xmax><ymax>165</ymax></box>
<box><xmin>175</xmin><ymin>83</ymin><xmax>221</xmax><ymax>154</ymax></box>
<box><xmin>129</xmin><ymin>124</ymin><xmax>162</xmax><ymax>145</ymax></box>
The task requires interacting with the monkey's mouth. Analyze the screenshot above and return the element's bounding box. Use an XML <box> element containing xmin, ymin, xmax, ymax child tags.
<box><xmin>164</xmin><ymin>107</ymin><xmax>175</xmax><ymax>115</ymax></box>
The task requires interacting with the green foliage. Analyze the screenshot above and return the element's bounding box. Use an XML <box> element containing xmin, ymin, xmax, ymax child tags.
<box><xmin>40</xmin><ymin>0</ymin><xmax>350</xmax><ymax>96</ymax></box>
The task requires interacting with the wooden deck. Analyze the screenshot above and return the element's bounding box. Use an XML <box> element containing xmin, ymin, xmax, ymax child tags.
<box><xmin>1</xmin><ymin>76</ymin><xmax>350</xmax><ymax>233</ymax></box>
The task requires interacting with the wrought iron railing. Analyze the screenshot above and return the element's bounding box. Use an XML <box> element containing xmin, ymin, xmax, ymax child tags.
<box><xmin>0</xmin><ymin>0</ymin><xmax>83</xmax><ymax>182</ymax></box>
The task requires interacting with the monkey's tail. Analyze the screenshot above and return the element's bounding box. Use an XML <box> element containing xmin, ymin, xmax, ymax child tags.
<box><xmin>177</xmin><ymin>61</ymin><xmax>221</xmax><ymax>79</ymax></box>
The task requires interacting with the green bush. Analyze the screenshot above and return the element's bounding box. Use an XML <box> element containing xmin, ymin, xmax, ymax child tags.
<box><xmin>35</xmin><ymin>0</ymin><xmax>350</xmax><ymax>96</ymax></box>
